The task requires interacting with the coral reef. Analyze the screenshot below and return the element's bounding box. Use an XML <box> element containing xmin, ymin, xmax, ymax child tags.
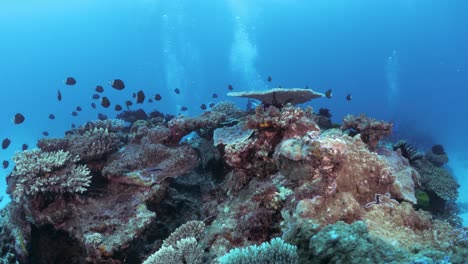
<box><xmin>1</xmin><ymin>102</ymin><xmax>465</xmax><ymax>264</ymax></box>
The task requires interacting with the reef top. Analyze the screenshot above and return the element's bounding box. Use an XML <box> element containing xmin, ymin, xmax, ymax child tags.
<box><xmin>227</xmin><ymin>88</ymin><xmax>324</xmax><ymax>106</ymax></box>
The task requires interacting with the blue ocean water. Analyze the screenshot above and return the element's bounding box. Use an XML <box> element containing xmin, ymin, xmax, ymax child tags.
<box><xmin>0</xmin><ymin>0</ymin><xmax>467</xmax><ymax>227</ymax></box>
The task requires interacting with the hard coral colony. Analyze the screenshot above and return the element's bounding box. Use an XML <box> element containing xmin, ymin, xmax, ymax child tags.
<box><xmin>0</xmin><ymin>87</ymin><xmax>465</xmax><ymax>264</ymax></box>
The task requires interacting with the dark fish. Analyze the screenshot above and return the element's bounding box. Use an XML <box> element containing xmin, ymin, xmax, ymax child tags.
<box><xmin>155</xmin><ymin>94</ymin><xmax>162</xmax><ymax>101</ymax></box>
<box><xmin>209</xmin><ymin>102</ymin><xmax>215</xmax><ymax>108</ymax></box>
<box><xmin>200</xmin><ymin>104</ymin><xmax>207</xmax><ymax>110</ymax></box>
<box><xmin>325</xmin><ymin>89</ymin><xmax>332</xmax><ymax>99</ymax></box>
<box><xmin>228</xmin><ymin>84</ymin><xmax>233</xmax><ymax>91</ymax></box>
<box><xmin>110</xmin><ymin>79</ymin><xmax>125</xmax><ymax>90</ymax></box>
<box><xmin>136</xmin><ymin>90</ymin><xmax>145</xmax><ymax>104</ymax></box>
<box><xmin>212</xmin><ymin>93</ymin><xmax>218</xmax><ymax>99</ymax></box>
<box><xmin>174</xmin><ymin>88</ymin><xmax>180</xmax><ymax>94</ymax></box>
<box><xmin>95</xmin><ymin>85</ymin><xmax>104</xmax><ymax>93</ymax></box>
<box><xmin>2</xmin><ymin>138</ymin><xmax>11</xmax><ymax>149</ymax></box>
<box><xmin>48</xmin><ymin>114</ymin><xmax>55</xmax><ymax>120</ymax></box>
<box><xmin>267</xmin><ymin>76</ymin><xmax>272</xmax><ymax>82</ymax></box>
<box><xmin>22</xmin><ymin>144</ymin><xmax>28</xmax><ymax>151</ymax></box>
<box><xmin>91</xmin><ymin>102</ymin><xmax>96</xmax><ymax>109</ymax></box>
<box><xmin>115</xmin><ymin>104</ymin><xmax>123</xmax><ymax>111</ymax></box>
<box><xmin>43</xmin><ymin>131</ymin><xmax>49</xmax><ymax>136</ymax></box>
<box><xmin>92</xmin><ymin>94</ymin><xmax>100</xmax><ymax>100</ymax></box>
<box><xmin>65</xmin><ymin>77</ymin><xmax>76</xmax><ymax>85</ymax></box>
<box><xmin>14</xmin><ymin>113</ymin><xmax>25</xmax><ymax>124</ymax></box>
<box><xmin>71</xmin><ymin>111</ymin><xmax>78</xmax><ymax>116</ymax></box>
<box><xmin>305</xmin><ymin>85</ymin><xmax>309</xmax><ymax>89</ymax></box>
<box><xmin>57</xmin><ymin>90</ymin><xmax>62</xmax><ymax>101</ymax></box>
<box><xmin>2</xmin><ymin>160</ymin><xmax>8</xmax><ymax>169</ymax></box>
<box><xmin>71</xmin><ymin>124</ymin><xmax>76</xmax><ymax>128</ymax></box>
<box><xmin>101</xmin><ymin>97</ymin><xmax>111</xmax><ymax>108</ymax></box>
<box><xmin>180</xmin><ymin>106</ymin><xmax>188</xmax><ymax>111</ymax></box>
<box><xmin>346</xmin><ymin>94</ymin><xmax>352</xmax><ymax>101</ymax></box>
<box><xmin>76</xmin><ymin>106</ymin><xmax>82</xmax><ymax>112</ymax></box>
<box><xmin>125</xmin><ymin>100</ymin><xmax>133</xmax><ymax>107</ymax></box>
<box><xmin>148</xmin><ymin>98</ymin><xmax>153</xmax><ymax>103</ymax></box>
<box><xmin>132</xmin><ymin>92</ymin><xmax>136</xmax><ymax>98</ymax></box>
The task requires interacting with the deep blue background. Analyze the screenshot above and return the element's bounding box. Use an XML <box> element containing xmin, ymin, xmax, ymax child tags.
<box><xmin>1</xmin><ymin>0</ymin><xmax>467</xmax><ymax>224</ymax></box>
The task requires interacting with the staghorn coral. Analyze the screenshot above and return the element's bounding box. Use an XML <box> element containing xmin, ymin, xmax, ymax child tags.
<box><xmin>77</xmin><ymin>118</ymin><xmax>128</xmax><ymax>134</ymax></box>
<box><xmin>228</xmin><ymin>88</ymin><xmax>324</xmax><ymax>107</ymax></box>
<box><xmin>8</xmin><ymin>149</ymin><xmax>91</xmax><ymax>202</ymax></box>
<box><xmin>342</xmin><ymin>114</ymin><xmax>392</xmax><ymax>151</ymax></box>
<box><xmin>161</xmin><ymin>220</ymin><xmax>205</xmax><ymax>248</ymax></box>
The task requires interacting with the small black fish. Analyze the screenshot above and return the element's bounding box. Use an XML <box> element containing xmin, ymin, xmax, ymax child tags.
<box><xmin>91</xmin><ymin>102</ymin><xmax>97</xmax><ymax>109</ymax></box>
<box><xmin>43</xmin><ymin>131</ymin><xmax>49</xmax><ymax>136</ymax></box>
<box><xmin>71</xmin><ymin>124</ymin><xmax>76</xmax><ymax>128</ymax></box>
<box><xmin>154</xmin><ymin>94</ymin><xmax>162</xmax><ymax>101</ymax></box>
<box><xmin>125</xmin><ymin>100</ymin><xmax>133</xmax><ymax>107</ymax></box>
<box><xmin>267</xmin><ymin>76</ymin><xmax>272</xmax><ymax>82</ymax></box>
<box><xmin>22</xmin><ymin>144</ymin><xmax>28</xmax><ymax>151</ymax></box>
<box><xmin>228</xmin><ymin>84</ymin><xmax>233</xmax><ymax>91</ymax></box>
<box><xmin>200</xmin><ymin>104</ymin><xmax>207</xmax><ymax>110</ymax></box>
<box><xmin>71</xmin><ymin>111</ymin><xmax>78</xmax><ymax>116</ymax></box>
<box><xmin>97</xmin><ymin>113</ymin><xmax>107</xmax><ymax>120</ymax></box>
<box><xmin>174</xmin><ymin>88</ymin><xmax>180</xmax><ymax>94</ymax></box>
<box><xmin>212</xmin><ymin>93</ymin><xmax>218</xmax><ymax>99</ymax></box>
<box><xmin>115</xmin><ymin>104</ymin><xmax>123</xmax><ymax>111</ymax></box>
<box><xmin>95</xmin><ymin>85</ymin><xmax>104</xmax><ymax>93</ymax></box>
<box><xmin>325</xmin><ymin>89</ymin><xmax>332</xmax><ymax>99</ymax></box>
<box><xmin>132</xmin><ymin>92</ymin><xmax>136</xmax><ymax>98</ymax></box>
<box><xmin>57</xmin><ymin>90</ymin><xmax>62</xmax><ymax>101</ymax></box>
<box><xmin>147</xmin><ymin>168</ymin><xmax>163</xmax><ymax>172</ymax></box>
<box><xmin>76</xmin><ymin>106</ymin><xmax>82</xmax><ymax>112</ymax></box>
<box><xmin>2</xmin><ymin>138</ymin><xmax>11</xmax><ymax>149</ymax></box>
<box><xmin>136</xmin><ymin>90</ymin><xmax>145</xmax><ymax>104</ymax></box>
<box><xmin>110</xmin><ymin>79</ymin><xmax>125</xmax><ymax>90</ymax></box>
<box><xmin>209</xmin><ymin>102</ymin><xmax>215</xmax><ymax>108</ymax></box>
<box><xmin>180</xmin><ymin>106</ymin><xmax>188</xmax><ymax>111</ymax></box>
<box><xmin>14</xmin><ymin>113</ymin><xmax>25</xmax><ymax>124</ymax></box>
<box><xmin>305</xmin><ymin>85</ymin><xmax>309</xmax><ymax>89</ymax></box>
<box><xmin>65</xmin><ymin>77</ymin><xmax>76</xmax><ymax>85</ymax></box>
<box><xmin>92</xmin><ymin>94</ymin><xmax>100</xmax><ymax>100</ymax></box>
<box><xmin>346</xmin><ymin>94</ymin><xmax>352</xmax><ymax>101</ymax></box>
<box><xmin>101</xmin><ymin>97</ymin><xmax>111</xmax><ymax>108</ymax></box>
<box><xmin>148</xmin><ymin>98</ymin><xmax>153</xmax><ymax>103</ymax></box>
<box><xmin>48</xmin><ymin>114</ymin><xmax>56</xmax><ymax>120</ymax></box>
<box><xmin>2</xmin><ymin>160</ymin><xmax>9</xmax><ymax>169</ymax></box>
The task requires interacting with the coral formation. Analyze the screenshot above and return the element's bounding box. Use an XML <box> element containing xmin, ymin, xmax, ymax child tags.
<box><xmin>219</xmin><ymin>237</ymin><xmax>298</xmax><ymax>264</ymax></box>
<box><xmin>342</xmin><ymin>114</ymin><xmax>392</xmax><ymax>150</ymax></box>
<box><xmin>7</xmin><ymin>149</ymin><xmax>91</xmax><ymax>202</ymax></box>
<box><xmin>228</xmin><ymin>88</ymin><xmax>324</xmax><ymax>107</ymax></box>
<box><xmin>393</xmin><ymin>140</ymin><xmax>423</xmax><ymax>164</ymax></box>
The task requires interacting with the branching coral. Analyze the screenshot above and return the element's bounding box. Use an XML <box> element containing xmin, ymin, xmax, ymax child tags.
<box><xmin>9</xmin><ymin>149</ymin><xmax>91</xmax><ymax>202</ymax></box>
<box><xmin>143</xmin><ymin>221</ymin><xmax>205</xmax><ymax>264</ymax></box>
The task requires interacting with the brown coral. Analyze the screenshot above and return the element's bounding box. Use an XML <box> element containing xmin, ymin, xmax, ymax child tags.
<box><xmin>342</xmin><ymin>114</ymin><xmax>392</xmax><ymax>151</ymax></box>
